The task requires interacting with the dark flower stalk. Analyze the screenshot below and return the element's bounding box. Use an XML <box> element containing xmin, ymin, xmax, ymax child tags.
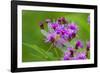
<box><xmin>61</xmin><ymin>17</ymin><xmax>68</xmax><ymax>24</ymax></box>
<box><xmin>86</xmin><ymin>41</ymin><xmax>90</xmax><ymax>58</ymax></box>
<box><xmin>39</xmin><ymin>22</ymin><xmax>44</xmax><ymax>29</ymax></box>
<box><xmin>57</xmin><ymin>17</ymin><xmax>68</xmax><ymax>24</ymax></box>
<box><xmin>86</xmin><ymin>41</ymin><xmax>90</xmax><ymax>51</ymax></box>
<box><xmin>57</xmin><ymin>18</ymin><xmax>62</xmax><ymax>24</ymax></box>
<box><xmin>67</xmin><ymin>47</ymin><xmax>74</xmax><ymax>57</ymax></box>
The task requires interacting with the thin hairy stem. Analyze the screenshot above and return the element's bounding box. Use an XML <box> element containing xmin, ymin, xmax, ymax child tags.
<box><xmin>46</xmin><ymin>43</ymin><xmax>53</xmax><ymax>52</ymax></box>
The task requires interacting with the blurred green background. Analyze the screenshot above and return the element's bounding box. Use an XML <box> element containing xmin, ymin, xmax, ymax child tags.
<box><xmin>22</xmin><ymin>10</ymin><xmax>90</xmax><ymax>62</ymax></box>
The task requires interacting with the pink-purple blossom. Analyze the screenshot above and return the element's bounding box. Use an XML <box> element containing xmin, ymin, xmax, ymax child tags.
<box><xmin>51</xmin><ymin>23</ymin><xmax>59</xmax><ymax>30</ymax></box>
<box><xmin>63</xmin><ymin>51</ymin><xmax>71</xmax><ymax>60</ymax></box>
<box><xmin>88</xmin><ymin>15</ymin><xmax>90</xmax><ymax>24</ymax></box>
<box><xmin>39</xmin><ymin>17</ymin><xmax>90</xmax><ymax>61</ymax></box>
<box><xmin>67</xmin><ymin>23</ymin><xmax>78</xmax><ymax>32</ymax></box>
<box><xmin>40</xmin><ymin>18</ymin><xmax>79</xmax><ymax>44</ymax></box>
<box><xmin>75</xmin><ymin>52</ymin><xmax>86</xmax><ymax>60</ymax></box>
<box><xmin>75</xmin><ymin>40</ymin><xmax>83</xmax><ymax>49</ymax></box>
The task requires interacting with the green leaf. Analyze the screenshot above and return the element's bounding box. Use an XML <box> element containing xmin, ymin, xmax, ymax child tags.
<box><xmin>23</xmin><ymin>42</ymin><xmax>58</xmax><ymax>61</ymax></box>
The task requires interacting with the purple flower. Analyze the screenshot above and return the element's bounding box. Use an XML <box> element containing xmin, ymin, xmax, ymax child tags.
<box><xmin>64</xmin><ymin>47</ymin><xmax>75</xmax><ymax>60</ymax></box>
<box><xmin>67</xmin><ymin>47</ymin><xmax>74</xmax><ymax>51</ymax></box>
<box><xmin>45</xmin><ymin>33</ymin><xmax>55</xmax><ymax>43</ymax></box>
<box><xmin>57</xmin><ymin>17</ymin><xmax>68</xmax><ymax>24</ymax></box>
<box><xmin>61</xmin><ymin>29</ymin><xmax>67</xmax><ymax>35</ymax></box>
<box><xmin>67</xmin><ymin>47</ymin><xmax>74</xmax><ymax>57</ymax></box>
<box><xmin>71</xmin><ymin>32</ymin><xmax>76</xmax><ymax>38</ymax></box>
<box><xmin>86</xmin><ymin>41</ymin><xmax>90</xmax><ymax>51</ymax></box>
<box><xmin>88</xmin><ymin>15</ymin><xmax>90</xmax><ymax>24</ymax></box>
<box><xmin>63</xmin><ymin>51</ymin><xmax>71</xmax><ymax>60</ymax></box>
<box><xmin>51</xmin><ymin>23</ymin><xmax>59</xmax><ymax>30</ymax></box>
<box><xmin>56</xmin><ymin>26</ymin><xmax>66</xmax><ymax>35</ymax></box>
<box><xmin>77</xmin><ymin>52</ymin><xmax>86</xmax><ymax>59</ymax></box>
<box><xmin>67</xmin><ymin>23</ymin><xmax>78</xmax><ymax>32</ymax></box>
<box><xmin>56</xmin><ymin>29</ymin><xmax>61</xmax><ymax>34</ymax></box>
<box><xmin>39</xmin><ymin>17</ymin><xmax>85</xmax><ymax>60</ymax></box>
<box><xmin>72</xmin><ymin>52</ymin><xmax>86</xmax><ymax>60</ymax></box>
<box><xmin>64</xmin><ymin>29</ymin><xmax>74</xmax><ymax>41</ymax></box>
<box><xmin>66</xmin><ymin>23</ymin><xmax>78</xmax><ymax>40</ymax></box>
<box><xmin>75</xmin><ymin>40</ymin><xmax>83</xmax><ymax>49</ymax></box>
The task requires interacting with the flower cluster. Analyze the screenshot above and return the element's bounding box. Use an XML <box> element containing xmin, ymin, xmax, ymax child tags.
<box><xmin>39</xmin><ymin>17</ymin><xmax>90</xmax><ymax>60</ymax></box>
<box><xmin>64</xmin><ymin>40</ymin><xmax>90</xmax><ymax>60</ymax></box>
<box><xmin>39</xmin><ymin>17</ymin><xmax>78</xmax><ymax>47</ymax></box>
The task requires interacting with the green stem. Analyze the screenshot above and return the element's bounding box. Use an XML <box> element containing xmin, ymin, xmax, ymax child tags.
<box><xmin>46</xmin><ymin>43</ymin><xmax>53</xmax><ymax>52</ymax></box>
<box><xmin>53</xmin><ymin>46</ymin><xmax>59</xmax><ymax>58</ymax></box>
